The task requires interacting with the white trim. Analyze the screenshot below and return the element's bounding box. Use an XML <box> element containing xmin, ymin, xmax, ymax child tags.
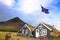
<box><xmin>41</xmin><ymin>23</ymin><xmax>52</xmax><ymax>31</ymax></box>
<box><xmin>32</xmin><ymin>27</ymin><xmax>37</xmax><ymax>31</ymax></box>
<box><xmin>25</xmin><ymin>24</ymin><xmax>31</xmax><ymax>31</ymax></box>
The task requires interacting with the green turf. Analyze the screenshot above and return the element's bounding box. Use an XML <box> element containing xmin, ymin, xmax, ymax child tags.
<box><xmin>0</xmin><ymin>38</ymin><xmax>4</xmax><ymax>40</ymax></box>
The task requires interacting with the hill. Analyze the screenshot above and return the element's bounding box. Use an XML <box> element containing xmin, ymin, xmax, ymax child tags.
<box><xmin>0</xmin><ymin>17</ymin><xmax>26</xmax><ymax>32</ymax></box>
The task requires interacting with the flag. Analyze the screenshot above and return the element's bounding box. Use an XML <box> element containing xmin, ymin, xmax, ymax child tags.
<box><xmin>41</xmin><ymin>6</ymin><xmax>49</xmax><ymax>14</ymax></box>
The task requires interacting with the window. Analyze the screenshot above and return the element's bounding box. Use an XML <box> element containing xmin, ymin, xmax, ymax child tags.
<box><xmin>36</xmin><ymin>29</ymin><xmax>39</xmax><ymax>32</ymax></box>
<box><xmin>41</xmin><ymin>29</ymin><xmax>47</xmax><ymax>35</ymax></box>
<box><xmin>25</xmin><ymin>29</ymin><xmax>28</xmax><ymax>35</ymax></box>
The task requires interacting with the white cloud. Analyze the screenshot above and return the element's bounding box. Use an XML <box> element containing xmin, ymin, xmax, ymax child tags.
<box><xmin>14</xmin><ymin>0</ymin><xmax>54</xmax><ymax>14</ymax></box>
<box><xmin>55</xmin><ymin>22</ymin><xmax>60</xmax><ymax>30</ymax></box>
<box><xmin>16</xmin><ymin>0</ymin><xmax>40</xmax><ymax>14</ymax></box>
<box><xmin>0</xmin><ymin>0</ymin><xmax>55</xmax><ymax>14</ymax></box>
<box><xmin>0</xmin><ymin>0</ymin><xmax>15</xmax><ymax>7</ymax></box>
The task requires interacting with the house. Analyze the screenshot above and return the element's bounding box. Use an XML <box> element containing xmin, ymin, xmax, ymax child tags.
<box><xmin>32</xmin><ymin>22</ymin><xmax>52</xmax><ymax>38</ymax></box>
<box><xmin>17</xmin><ymin>24</ymin><xmax>35</xmax><ymax>37</ymax></box>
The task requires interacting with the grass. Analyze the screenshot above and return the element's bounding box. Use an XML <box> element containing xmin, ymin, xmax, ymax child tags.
<box><xmin>0</xmin><ymin>32</ymin><xmax>60</xmax><ymax>40</ymax></box>
<box><xmin>47</xmin><ymin>37</ymin><xmax>60</xmax><ymax>40</ymax></box>
<box><xmin>0</xmin><ymin>38</ymin><xmax>4</xmax><ymax>40</ymax></box>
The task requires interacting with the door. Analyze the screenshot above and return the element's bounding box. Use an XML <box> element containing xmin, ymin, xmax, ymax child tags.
<box><xmin>35</xmin><ymin>29</ymin><xmax>39</xmax><ymax>37</ymax></box>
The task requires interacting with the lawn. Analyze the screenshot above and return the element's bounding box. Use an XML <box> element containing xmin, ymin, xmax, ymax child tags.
<box><xmin>0</xmin><ymin>32</ymin><xmax>60</xmax><ymax>40</ymax></box>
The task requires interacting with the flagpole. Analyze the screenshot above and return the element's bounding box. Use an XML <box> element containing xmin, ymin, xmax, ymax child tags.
<box><xmin>39</xmin><ymin>4</ymin><xmax>49</xmax><ymax>23</ymax></box>
<box><xmin>39</xmin><ymin>4</ymin><xmax>43</xmax><ymax>39</ymax></box>
<box><xmin>40</xmin><ymin>4</ymin><xmax>43</xmax><ymax>23</ymax></box>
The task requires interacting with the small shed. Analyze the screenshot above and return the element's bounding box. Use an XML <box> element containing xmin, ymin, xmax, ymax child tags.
<box><xmin>32</xmin><ymin>22</ymin><xmax>52</xmax><ymax>38</ymax></box>
<box><xmin>17</xmin><ymin>24</ymin><xmax>35</xmax><ymax>36</ymax></box>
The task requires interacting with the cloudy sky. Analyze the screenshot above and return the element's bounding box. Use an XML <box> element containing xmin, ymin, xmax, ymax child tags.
<box><xmin>0</xmin><ymin>0</ymin><xmax>60</xmax><ymax>30</ymax></box>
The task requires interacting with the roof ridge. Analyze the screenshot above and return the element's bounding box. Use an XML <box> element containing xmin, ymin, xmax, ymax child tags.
<box><xmin>41</xmin><ymin>22</ymin><xmax>52</xmax><ymax>31</ymax></box>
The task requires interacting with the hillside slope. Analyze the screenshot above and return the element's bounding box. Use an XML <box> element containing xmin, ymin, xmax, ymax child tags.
<box><xmin>0</xmin><ymin>17</ymin><xmax>26</xmax><ymax>32</ymax></box>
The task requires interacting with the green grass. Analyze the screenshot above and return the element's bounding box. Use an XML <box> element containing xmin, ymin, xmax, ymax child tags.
<box><xmin>0</xmin><ymin>32</ymin><xmax>60</xmax><ymax>40</ymax></box>
<box><xmin>0</xmin><ymin>38</ymin><xmax>4</xmax><ymax>40</ymax></box>
<box><xmin>46</xmin><ymin>37</ymin><xmax>60</xmax><ymax>40</ymax></box>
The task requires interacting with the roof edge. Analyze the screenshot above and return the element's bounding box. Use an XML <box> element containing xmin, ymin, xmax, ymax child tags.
<box><xmin>41</xmin><ymin>22</ymin><xmax>52</xmax><ymax>31</ymax></box>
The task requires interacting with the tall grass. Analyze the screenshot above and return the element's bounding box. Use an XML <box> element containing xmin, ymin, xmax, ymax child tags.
<box><xmin>0</xmin><ymin>32</ymin><xmax>60</xmax><ymax>40</ymax></box>
<box><xmin>0</xmin><ymin>38</ymin><xmax>4</xmax><ymax>40</ymax></box>
<box><xmin>46</xmin><ymin>37</ymin><xmax>60</xmax><ymax>40</ymax></box>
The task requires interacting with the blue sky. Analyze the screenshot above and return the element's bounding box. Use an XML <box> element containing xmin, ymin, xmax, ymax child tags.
<box><xmin>0</xmin><ymin>0</ymin><xmax>60</xmax><ymax>30</ymax></box>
